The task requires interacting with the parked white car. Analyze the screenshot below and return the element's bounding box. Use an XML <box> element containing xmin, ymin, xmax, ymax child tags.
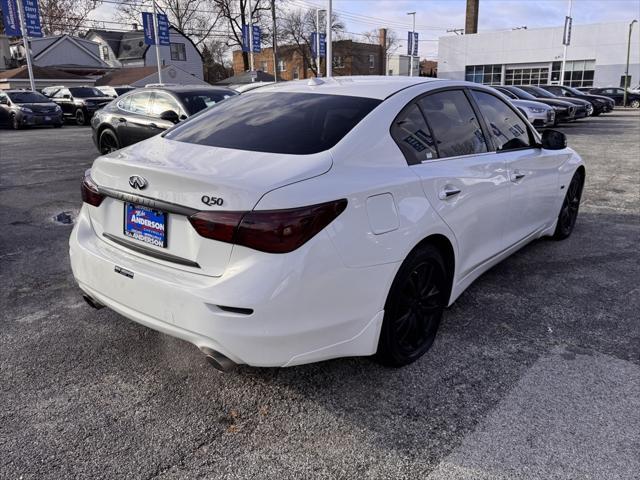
<box><xmin>510</xmin><ymin>98</ymin><xmax>556</xmax><ymax>128</ymax></box>
<box><xmin>70</xmin><ymin>76</ymin><xmax>585</xmax><ymax>370</ymax></box>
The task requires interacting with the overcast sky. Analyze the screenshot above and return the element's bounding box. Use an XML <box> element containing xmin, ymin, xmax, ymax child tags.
<box><xmin>91</xmin><ymin>0</ymin><xmax>640</xmax><ymax>58</ymax></box>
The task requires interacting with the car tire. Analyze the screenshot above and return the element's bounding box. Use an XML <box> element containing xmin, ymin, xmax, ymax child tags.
<box><xmin>553</xmin><ymin>170</ymin><xmax>584</xmax><ymax>240</ymax></box>
<box><xmin>54</xmin><ymin>123</ymin><xmax>63</xmax><ymax>128</ymax></box>
<box><xmin>11</xmin><ymin>114</ymin><xmax>21</xmax><ymax>130</ymax></box>
<box><xmin>75</xmin><ymin>109</ymin><xmax>87</xmax><ymax>126</ymax></box>
<box><xmin>376</xmin><ymin>244</ymin><xmax>447</xmax><ymax>367</ymax></box>
<box><xmin>98</xmin><ymin>129</ymin><xmax>120</xmax><ymax>154</ymax></box>
<box><xmin>630</xmin><ymin>99</ymin><xmax>640</xmax><ymax>109</ymax></box>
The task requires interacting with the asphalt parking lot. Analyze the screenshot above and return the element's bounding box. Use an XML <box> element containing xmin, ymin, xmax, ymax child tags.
<box><xmin>1</xmin><ymin>111</ymin><xmax>639</xmax><ymax>480</ymax></box>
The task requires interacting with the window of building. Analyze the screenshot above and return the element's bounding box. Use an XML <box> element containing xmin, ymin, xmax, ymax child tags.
<box><xmin>550</xmin><ymin>60</ymin><xmax>595</xmax><ymax>87</ymax></box>
<box><xmin>170</xmin><ymin>43</ymin><xmax>187</xmax><ymax>61</ymax></box>
<box><xmin>390</xmin><ymin>104</ymin><xmax>438</xmax><ymax>165</ymax></box>
<box><xmin>101</xmin><ymin>45</ymin><xmax>109</xmax><ymax>61</ymax></box>
<box><xmin>333</xmin><ymin>56</ymin><xmax>344</xmax><ymax>68</ymax></box>
<box><xmin>465</xmin><ymin>64</ymin><xmax>502</xmax><ymax>85</ymax></box>
<box><xmin>260</xmin><ymin>61</ymin><xmax>268</xmax><ymax>72</ymax></box>
<box><xmin>505</xmin><ymin>66</ymin><xmax>549</xmax><ymax>86</ymax></box>
<box><xmin>418</xmin><ymin>90</ymin><xmax>488</xmax><ymax>158</ymax></box>
<box><xmin>277</xmin><ymin>59</ymin><xmax>286</xmax><ymax>72</ymax></box>
<box><xmin>470</xmin><ymin>90</ymin><xmax>532</xmax><ymax>152</ymax></box>
<box><xmin>369</xmin><ymin>54</ymin><xmax>375</xmax><ymax>69</ymax></box>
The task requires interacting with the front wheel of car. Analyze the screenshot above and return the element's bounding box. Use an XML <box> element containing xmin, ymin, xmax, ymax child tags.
<box><xmin>75</xmin><ymin>109</ymin><xmax>87</xmax><ymax>126</ymax></box>
<box><xmin>376</xmin><ymin>244</ymin><xmax>447</xmax><ymax>367</ymax></box>
<box><xmin>553</xmin><ymin>170</ymin><xmax>584</xmax><ymax>240</ymax></box>
<box><xmin>99</xmin><ymin>129</ymin><xmax>120</xmax><ymax>154</ymax></box>
<box><xmin>630</xmin><ymin>99</ymin><xmax>640</xmax><ymax>109</ymax></box>
<box><xmin>11</xmin><ymin>115</ymin><xmax>21</xmax><ymax>130</ymax></box>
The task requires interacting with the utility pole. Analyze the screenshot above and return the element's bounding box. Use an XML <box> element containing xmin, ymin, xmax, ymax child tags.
<box><xmin>326</xmin><ymin>0</ymin><xmax>332</xmax><ymax>77</ymax></box>
<box><xmin>271</xmin><ymin>0</ymin><xmax>278</xmax><ymax>82</ymax></box>
<box><xmin>407</xmin><ymin>11</ymin><xmax>416</xmax><ymax>76</ymax></box>
<box><xmin>16</xmin><ymin>0</ymin><xmax>35</xmax><ymax>91</ymax></box>
<box><xmin>623</xmin><ymin>19</ymin><xmax>638</xmax><ymax>107</ymax></box>
<box><xmin>248</xmin><ymin>0</ymin><xmax>254</xmax><ymax>72</ymax></box>
<box><xmin>152</xmin><ymin>0</ymin><xmax>163</xmax><ymax>84</ymax></box>
<box><xmin>559</xmin><ymin>0</ymin><xmax>573</xmax><ymax>86</ymax></box>
<box><xmin>316</xmin><ymin>9</ymin><xmax>325</xmax><ymax>77</ymax></box>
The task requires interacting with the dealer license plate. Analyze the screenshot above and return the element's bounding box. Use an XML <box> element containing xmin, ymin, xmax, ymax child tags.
<box><xmin>123</xmin><ymin>203</ymin><xmax>167</xmax><ymax>248</ymax></box>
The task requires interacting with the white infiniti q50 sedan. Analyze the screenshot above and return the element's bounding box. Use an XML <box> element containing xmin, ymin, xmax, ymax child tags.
<box><xmin>69</xmin><ymin>76</ymin><xmax>585</xmax><ymax>370</ymax></box>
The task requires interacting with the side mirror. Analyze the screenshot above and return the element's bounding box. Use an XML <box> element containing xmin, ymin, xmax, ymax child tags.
<box><xmin>0</xmin><ymin>97</ymin><xmax>8</xmax><ymax>105</ymax></box>
<box><xmin>541</xmin><ymin>129</ymin><xmax>567</xmax><ymax>150</ymax></box>
<box><xmin>63</xmin><ymin>94</ymin><xmax>71</xmax><ymax>99</ymax></box>
<box><xmin>160</xmin><ymin>110</ymin><xmax>180</xmax><ymax>124</ymax></box>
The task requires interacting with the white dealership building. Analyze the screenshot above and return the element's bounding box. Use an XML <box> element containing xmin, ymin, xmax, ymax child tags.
<box><xmin>437</xmin><ymin>21</ymin><xmax>640</xmax><ymax>88</ymax></box>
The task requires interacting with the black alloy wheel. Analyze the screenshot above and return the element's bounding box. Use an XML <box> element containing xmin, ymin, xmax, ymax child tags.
<box><xmin>75</xmin><ymin>109</ymin><xmax>87</xmax><ymax>126</ymax></box>
<box><xmin>553</xmin><ymin>170</ymin><xmax>584</xmax><ymax>240</ymax></box>
<box><xmin>12</xmin><ymin>114</ymin><xmax>21</xmax><ymax>130</ymax></box>
<box><xmin>377</xmin><ymin>244</ymin><xmax>447</xmax><ymax>367</ymax></box>
<box><xmin>99</xmin><ymin>129</ymin><xmax>120</xmax><ymax>154</ymax></box>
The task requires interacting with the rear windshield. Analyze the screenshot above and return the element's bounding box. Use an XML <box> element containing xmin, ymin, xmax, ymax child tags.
<box><xmin>506</xmin><ymin>87</ymin><xmax>538</xmax><ymax>101</ymax></box>
<box><xmin>7</xmin><ymin>91</ymin><xmax>50</xmax><ymax>103</ymax></box>
<box><xmin>69</xmin><ymin>87</ymin><xmax>105</xmax><ymax>97</ymax></box>
<box><xmin>165</xmin><ymin>92</ymin><xmax>381</xmax><ymax>155</ymax></box>
<box><xmin>176</xmin><ymin>89</ymin><xmax>238</xmax><ymax>115</ymax></box>
<box><xmin>524</xmin><ymin>86</ymin><xmax>555</xmax><ymax>98</ymax></box>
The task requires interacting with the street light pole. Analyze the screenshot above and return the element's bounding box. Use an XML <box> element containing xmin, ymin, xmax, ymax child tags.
<box><xmin>16</xmin><ymin>0</ymin><xmax>35</xmax><ymax>91</ymax></box>
<box><xmin>248</xmin><ymin>0</ymin><xmax>254</xmax><ymax>72</ymax></box>
<box><xmin>407</xmin><ymin>11</ymin><xmax>416</xmax><ymax>77</ymax></box>
<box><xmin>326</xmin><ymin>0</ymin><xmax>332</xmax><ymax>77</ymax></box>
<box><xmin>623</xmin><ymin>19</ymin><xmax>638</xmax><ymax>107</ymax></box>
<box><xmin>559</xmin><ymin>0</ymin><xmax>573</xmax><ymax>86</ymax></box>
<box><xmin>152</xmin><ymin>0</ymin><xmax>163</xmax><ymax>84</ymax></box>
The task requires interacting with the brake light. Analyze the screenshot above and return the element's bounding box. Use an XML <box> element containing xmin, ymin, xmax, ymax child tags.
<box><xmin>81</xmin><ymin>174</ymin><xmax>105</xmax><ymax>207</ymax></box>
<box><xmin>188</xmin><ymin>199</ymin><xmax>347</xmax><ymax>254</ymax></box>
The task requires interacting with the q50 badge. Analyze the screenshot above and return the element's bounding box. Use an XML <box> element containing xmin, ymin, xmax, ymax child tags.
<box><xmin>201</xmin><ymin>195</ymin><xmax>224</xmax><ymax>206</ymax></box>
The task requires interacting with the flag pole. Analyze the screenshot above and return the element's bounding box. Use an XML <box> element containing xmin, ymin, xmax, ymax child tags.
<box><xmin>16</xmin><ymin>0</ymin><xmax>36</xmax><ymax>91</ymax></box>
<box><xmin>152</xmin><ymin>0</ymin><xmax>163</xmax><ymax>84</ymax></box>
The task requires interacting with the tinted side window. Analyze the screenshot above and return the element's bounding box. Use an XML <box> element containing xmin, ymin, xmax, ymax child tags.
<box><xmin>129</xmin><ymin>91</ymin><xmax>152</xmax><ymax>115</ymax></box>
<box><xmin>54</xmin><ymin>89</ymin><xmax>70</xmax><ymax>98</ymax></box>
<box><xmin>149</xmin><ymin>92</ymin><xmax>181</xmax><ymax>117</ymax></box>
<box><xmin>390</xmin><ymin>104</ymin><xmax>437</xmax><ymax>165</ymax></box>
<box><xmin>418</xmin><ymin>90</ymin><xmax>488</xmax><ymax>158</ymax></box>
<box><xmin>117</xmin><ymin>95</ymin><xmax>132</xmax><ymax>112</ymax></box>
<box><xmin>471</xmin><ymin>90</ymin><xmax>532</xmax><ymax>152</ymax></box>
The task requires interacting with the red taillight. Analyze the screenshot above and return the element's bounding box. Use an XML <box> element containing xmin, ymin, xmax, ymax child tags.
<box><xmin>188</xmin><ymin>199</ymin><xmax>347</xmax><ymax>254</ymax></box>
<box><xmin>81</xmin><ymin>174</ymin><xmax>105</xmax><ymax>207</ymax></box>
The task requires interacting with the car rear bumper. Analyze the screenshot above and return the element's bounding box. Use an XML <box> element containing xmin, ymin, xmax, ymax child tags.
<box><xmin>69</xmin><ymin>205</ymin><xmax>394</xmax><ymax>367</ymax></box>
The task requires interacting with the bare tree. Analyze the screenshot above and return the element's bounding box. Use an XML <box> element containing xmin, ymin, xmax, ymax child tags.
<box><xmin>278</xmin><ymin>7</ymin><xmax>343</xmax><ymax>77</ymax></box>
<box><xmin>361</xmin><ymin>28</ymin><xmax>399</xmax><ymax>74</ymax></box>
<box><xmin>38</xmin><ymin>0</ymin><xmax>103</xmax><ymax>36</ymax></box>
<box><xmin>116</xmin><ymin>0</ymin><xmax>222</xmax><ymax>47</ymax></box>
<box><xmin>212</xmin><ymin>0</ymin><xmax>272</xmax><ymax>72</ymax></box>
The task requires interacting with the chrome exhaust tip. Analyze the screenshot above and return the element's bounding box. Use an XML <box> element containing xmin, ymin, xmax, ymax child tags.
<box><xmin>200</xmin><ymin>347</ymin><xmax>236</xmax><ymax>372</ymax></box>
<box><xmin>82</xmin><ymin>294</ymin><xmax>104</xmax><ymax>310</ymax></box>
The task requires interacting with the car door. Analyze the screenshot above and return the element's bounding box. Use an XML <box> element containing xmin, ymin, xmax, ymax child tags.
<box><xmin>117</xmin><ymin>90</ymin><xmax>154</xmax><ymax>146</ymax></box>
<box><xmin>53</xmin><ymin>88</ymin><xmax>73</xmax><ymax>116</ymax></box>
<box><xmin>143</xmin><ymin>91</ymin><xmax>183</xmax><ymax>138</ymax></box>
<box><xmin>399</xmin><ymin>88</ymin><xmax>510</xmax><ymax>280</ymax></box>
<box><xmin>468</xmin><ymin>89</ymin><xmax>564</xmax><ymax>246</ymax></box>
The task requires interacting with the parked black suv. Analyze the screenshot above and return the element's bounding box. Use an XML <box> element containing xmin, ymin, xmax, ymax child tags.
<box><xmin>90</xmin><ymin>85</ymin><xmax>238</xmax><ymax>154</ymax></box>
<box><xmin>50</xmin><ymin>87</ymin><xmax>113</xmax><ymax>125</ymax></box>
<box><xmin>588</xmin><ymin>87</ymin><xmax>640</xmax><ymax>108</ymax></box>
<box><xmin>516</xmin><ymin>85</ymin><xmax>594</xmax><ymax>118</ymax></box>
<box><xmin>0</xmin><ymin>90</ymin><xmax>64</xmax><ymax>129</ymax></box>
<box><xmin>538</xmin><ymin>85</ymin><xmax>614</xmax><ymax>115</ymax></box>
<box><xmin>494</xmin><ymin>86</ymin><xmax>580</xmax><ymax>124</ymax></box>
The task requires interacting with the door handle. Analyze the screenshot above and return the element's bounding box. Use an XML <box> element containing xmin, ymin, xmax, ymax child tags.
<box><xmin>439</xmin><ymin>186</ymin><xmax>462</xmax><ymax>200</ymax></box>
<box><xmin>511</xmin><ymin>170</ymin><xmax>526</xmax><ymax>182</ymax></box>
<box><xmin>117</xmin><ymin>117</ymin><xmax>126</xmax><ymax>123</ymax></box>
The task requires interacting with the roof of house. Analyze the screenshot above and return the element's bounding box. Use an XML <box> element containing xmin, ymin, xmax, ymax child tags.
<box><xmin>32</xmin><ymin>35</ymin><xmax>108</xmax><ymax>68</ymax></box>
<box><xmin>0</xmin><ymin>65</ymin><xmax>91</xmax><ymax>81</ymax></box>
<box><xmin>94</xmin><ymin>66</ymin><xmax>157</xmax><ymax>86</ymax></box>
<box><xmin>216</xmin><ymin>70</ymin><xmax>275</xmax><ymax>85</ymax></box>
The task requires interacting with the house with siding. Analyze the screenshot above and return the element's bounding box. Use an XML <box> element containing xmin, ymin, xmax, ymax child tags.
<box><xmin>86</xmin><ymin>26</ymin><xmax>204</xmax><ymax>80</ymax></box>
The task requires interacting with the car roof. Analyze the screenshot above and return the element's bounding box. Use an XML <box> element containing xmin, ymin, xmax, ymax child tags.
<box><xmin>251</xmin><ymin>76</ymin><xmax>444</xmax><ymax>100</ymax></box>
<box><xmin>149</xmin><ymin>85</ymin><xmax>236</xmax><ymax>93</ymax></box>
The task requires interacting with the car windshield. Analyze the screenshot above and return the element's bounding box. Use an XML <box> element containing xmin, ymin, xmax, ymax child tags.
<box><xmin>69</xmin><ymin>87</ymin><xmax>105</xmax><ymax>98</ymax></box>
<box><xmin>7</xmin><ymin>91</ymin><xmax>50</xmax><ymax>103</ymax></box>
<box><xmin>506</xmin><ymin>87</ymin><xmax>538</xmax><ymax>100</ymax></box>
<box><xmin>165</xmin><ymin>91</ymin><xmax>382</xmax><ymax>155</ymax></box>
<box><xmin>565</xmin><ymin>86</ymin><xmax>583</xmax><ymax>95</ymax></box>
<box><xmin>524</xmin><ymin>86</ymin><xmax>556</xmax><ymax>98</ymax></box>
<box><xmin>176</xmin><ymin>90</ymin><xmax>239</xmax><ymax>115</ymax></box>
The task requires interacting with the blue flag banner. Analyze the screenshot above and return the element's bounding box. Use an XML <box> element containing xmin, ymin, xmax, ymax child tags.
<box><xmin>311</xmin><ymin>32</ymin><xmax>327</xmax><ymax>58</ymax></box>
<box><xmin>157</xmin><ymin>13</ymin><xmax>170</xmax><ymax>46</ymax></box>
<box><xmin>1</xmin><ymin>0</ymin><xmax>21</xmax><ymax>36</ymax></box>
<box><xmin>252</xmin><ymin>25</ymin><xmax>261</xmax><ymax>53</ymax></box>
<box><xmin>412</xmin><ymin>32</ymin><xmax>419</xmax><ymax>56</ymax></box>
<box><xmin>407</xmin><ymin>31</ymin><xmax>413</xmax><ymax>56</ymax></box>
<box><xmin>22</xmin><ymin>0</ymin><xmax>42</xmax><ymax>37</ymax></box>
<box><xmin>408</xmin><ymin>31</ymin><xmax>419</xmax><ymax>56</ymax></box>
<box><xmin>142</xmin><ymin>12</ymin><xmax>155</xmax><ymax>45</ymax></box>
<box><xmin>241</xmin><ymin>24</ymin><xmax>250</xmax><ymax>52</ymax></box>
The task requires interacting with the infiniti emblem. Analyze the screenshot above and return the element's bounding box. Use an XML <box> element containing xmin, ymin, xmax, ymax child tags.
<box><xmin>128</xmin><ymin>175</ymin><xmax>148</xmax><ymax>190</ymax></box>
